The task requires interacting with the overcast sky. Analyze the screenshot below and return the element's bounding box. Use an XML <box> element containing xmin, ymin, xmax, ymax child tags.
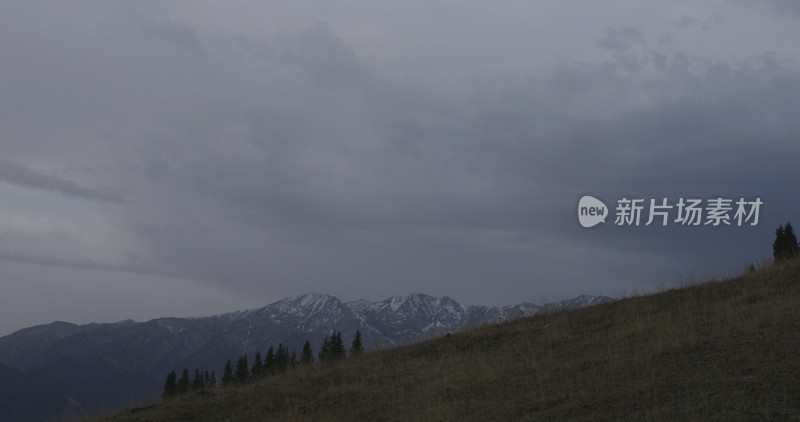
<box><xmin>1</xmin><ymin>0</ymin><xmax>799</xmax><ymax>335</ymax></box>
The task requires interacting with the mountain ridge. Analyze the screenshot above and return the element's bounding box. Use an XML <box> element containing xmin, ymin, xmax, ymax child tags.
<box><xmin>101</xmin><ymin>260</ymin><xmax>800</xmax><ymax>421</ymax></box>
<box><xmin>0</xmin><ymin>291</ymin><xmax>612</xmax><ymax>421</ymax></box>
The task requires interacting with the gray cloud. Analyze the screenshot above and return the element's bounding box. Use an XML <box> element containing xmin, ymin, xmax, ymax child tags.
<box><xmin>727</xmin><ymin>0</ymin><xmax>800</xmax><ymax>20</ymax></box>
<box><xmin>137</xmin><ymin>18</ymin><xmax>206</xmax><ymax>55</ymax></box>
<box><xmin>740</xmin><ymin>0</ymin><xmax>800</xmax><ymax>16</ymax></box>
<box><xmin>0</xmin><ymin>248</ymin><xmax>171</xmax><ymax>278</ymax></box>
<box><xmin>0</xmin><ymin>0</ymin><xmax>799</xmax><ymax>334</ymax></box>
<box><xmin>770</xmin><ymin>0</ymin><xmax>800</xmax><ymax>15</ymax></box>
<box><xmin>597</xmin><ymin>26</ymin><xmax>645</xmax><ymax>51</ymax></box>
<box><xmin>676</xmin><ymin>16</ymin><xmax>697</xmax><ymax>29</ymax></box>
<box><xmin>0</xmin><ymin>159</ymin><xmax>123</xmax><ymax>203</ymax></box>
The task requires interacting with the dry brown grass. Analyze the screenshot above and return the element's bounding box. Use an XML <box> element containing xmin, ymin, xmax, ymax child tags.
<box><xmin>100</xmin><ymin>259</ymin><xmax>800</xmax><ymax>421</ymax></box>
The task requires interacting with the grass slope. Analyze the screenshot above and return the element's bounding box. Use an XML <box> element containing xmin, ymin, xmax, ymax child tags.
<box><xmin>103</xmin><ymin>260</ymin><xmax>800</xmax><ymax>421</ymax></box>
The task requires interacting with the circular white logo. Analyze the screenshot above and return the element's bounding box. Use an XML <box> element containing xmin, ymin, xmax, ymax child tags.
<box><xmin>578</xmin><ymin>195</ymin><xmax>608</xmax><ymax>228</ymax></box>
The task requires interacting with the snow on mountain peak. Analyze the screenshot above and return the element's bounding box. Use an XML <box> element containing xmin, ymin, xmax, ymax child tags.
<box><xmin>267</xmin><ymin>293</ymin><xmax>341</xmax><ymax>316</ymax></box>
<box><xmin>206</xmin><ymin>292</ymin><xmax>612</xmax><ymax>338</ymax></box>
<box><xmin>388</xmin><ymin>294</ymin><xmax>409</xmax><ymax>311</ymax></box>
<box><xmin>297</xmin><ymin>293</ymin><xmax>334</xmax><ymax>307</ymax></box>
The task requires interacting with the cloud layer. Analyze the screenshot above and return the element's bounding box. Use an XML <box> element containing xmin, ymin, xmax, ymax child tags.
<box><xmin>1</xmin><ymin>0</ymin><xmax>798</xmax><ymax>334</ymax></box>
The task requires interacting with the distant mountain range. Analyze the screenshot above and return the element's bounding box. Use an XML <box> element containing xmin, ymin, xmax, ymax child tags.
<box><xmin>0</xmin><ymin>292</ymin><xmax>612</xmax><ymax>421</ymax></box>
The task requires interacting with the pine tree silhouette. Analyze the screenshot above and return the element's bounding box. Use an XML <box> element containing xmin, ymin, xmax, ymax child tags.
<box><xmin>784</xmin><ymin>222</ymin><xmax>800</xmax><ymax>258</ymax></box>
<box><xmin>265</xmin><ymin>346</ymin><xmax>275</xmax><ymax>376</ymax></box>
<box><xmin>222</xmin><ymin>358</ymin><xmax>234</xmax><ymax>385</ymax></box>
<box><xmin>301</xmin><ymin>340</ymin><xmax>314</xmax><ymax>365</ymax></box>
<box><xmin>320</xmin><ymin>330</ymin><xmax>345</xmax><ymax>362</ymax></box>
<box><xmin>162</xmin><ymin>370</ymin><xmax>177</xmax><ymax>399</ymax></box>
<box><xmin>251</xmin><ymin>352</ymin><xmax>263</xmax><ymax>378</ymax></box>
<box><xmin>774</xmin><ymin>222</ymin><xmax>800</xmax><ymax>262</ymax></box>
<box><xmin>332</xmin><ymin>330</ymin><xmax>346</xmax><ymax>360</ymax></box>
<box><xmin>319</xmin><ymin>334</ymin><xmax>331</xmax><ymax>362</ymax></box>
<box><xmin>178</xmin><ymin>368</ymin><xmax>190</xmax><ymax>394</ymax></box>
<box><xmin>235</xmin><ymin>354</ymin><xmax>250</xmax><ymax>384</ymax></box>
<box><xmin>350</xmin><ymin>330</ymin><xmax>364</xmax><ymax>356</ymax></box>
<box><xmin>192</xmin><ymin>368</ymin><xmax>203</xmax><ymax>391</ymax></box>
<box><xmin>275</xmin><ymin>344</ymin><xmax>289</xmax><ymax>374</ymax></box>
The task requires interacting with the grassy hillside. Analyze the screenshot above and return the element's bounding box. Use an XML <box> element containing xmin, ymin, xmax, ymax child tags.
<box><xmin>102</xmin><ymin>259</ymin><xmax>800</xmax><ymax>421</ymax></box>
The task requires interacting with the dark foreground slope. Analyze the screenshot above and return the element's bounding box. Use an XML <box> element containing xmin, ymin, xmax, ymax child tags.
<box><xmin>0</xmin><ymin>293</ymin><xmax>609</xmax><ymax>421</ymax></box>
<box><xmin>103</xmin><ymin>260</ymin><xmax>800</xmax><ymax>421</ymax></box>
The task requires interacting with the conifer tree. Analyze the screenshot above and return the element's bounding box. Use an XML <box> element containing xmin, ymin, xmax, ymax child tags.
<box><xmin>774</xmin><ymin>224</ymin><xmax>786</xmax><ymax>261</ymax></box>
<box><xmin>162</xmin><ymin>370</ymin><xmax>177</xmax><ymax>399</ymax></box>
<box><xmin>774</xmin><ymin>222</ymin><xmax>800</xmax><ymax>262</ymax></box>
<box><xmin>178</xmin><ymin>368</ymin><xmax>190</xmax><ymax>394</ymax></box>
<box><xmin>192</xmin><ymin>368</ymin><xmax>203</xmax><ymax>391</ymax></box>
<box><xmin>264</xmin><ymin>346</ymin><xmax>275</xmax><ymax>376</ymax></box>
<box><xmin>350</xmin><ymin>330</ymin><xmax>364</xmax><ymax>356</ymax></box>
<box><xmin>784</xmin><ymin>222</ymin><xmax>800</xmax><ymax>258</ymax></box>
<box><xmin>210</xmin><ymin>371</ymin><xmax>217</xmax><ymax>387</ymax></box>
<box><xmin>235</xmin><ymin>354</ymin><xmax>250</xmax><ymax>384</ymax></box>
<box><xmin>301</xmin><ymin>340</ymin><xmax>314</xmax><ymax>365</ymax></box>
<box><xmin>275</xmin><ymin>344</ymin><xmax>289</xmax><ymax>374</ymax></box>
<box><xmin>251</xmin><ymin>352</ymin><xmax>263</xmax><ymax>378</ymax></box>
<box><xmin>222</xmin><ymin>358</ymin><xmax>234</xmax><ymax>385</ymax></box>
<box><xmin>290</xmin><ymin>351</ymin><xmax>298</xmax><ymax>369</ymax></box>
<box><xmin>331</xmin><ymin>330</ymin><xmax>346</xmax><ymax>360</ymax></box>
<box><xmin>320</xmin><ymin>330</ymin><xmax>345</xmax><ymax>362</ymax></box>
<box><xmin>319</xmin><ymin>334</ymin><xmax>331</xmax><ymax>362</ymax></box>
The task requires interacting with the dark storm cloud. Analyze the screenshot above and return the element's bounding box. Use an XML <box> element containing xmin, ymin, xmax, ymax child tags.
<box><xmin>1</xmin><ymin>0</ymin><xmax>799</xmax><ymax>335</ymax></box>
<box><xmin>0</xmin><ymin>159</ymin><xmax>123</xmax><ymax>203</ymax></box>
<box><xmin>117</xmin><ymin>42</ymin><xmax>800</xmax><ymax>299</ymax></box>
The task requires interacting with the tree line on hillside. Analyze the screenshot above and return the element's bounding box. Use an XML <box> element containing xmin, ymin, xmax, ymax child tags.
<box><xmin>163</xmin><ymin>329</ymin><xmax>363</xmax><ymax>399</ymax></box>
<box><xmin>773</xmin><ymin>222</ymin><xmax>800</xmax><ymax>262</ymax></box>
<box><xmin>162</xmin><ymin>220</ymin><xmax>797</xmax><ymax>400</ymax></box>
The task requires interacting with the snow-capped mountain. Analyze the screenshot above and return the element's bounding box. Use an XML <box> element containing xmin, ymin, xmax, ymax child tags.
<box><xmin>0</xmin><ymin>292</ymin><xmax>612</xmax><ymax>419</ymax></box>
